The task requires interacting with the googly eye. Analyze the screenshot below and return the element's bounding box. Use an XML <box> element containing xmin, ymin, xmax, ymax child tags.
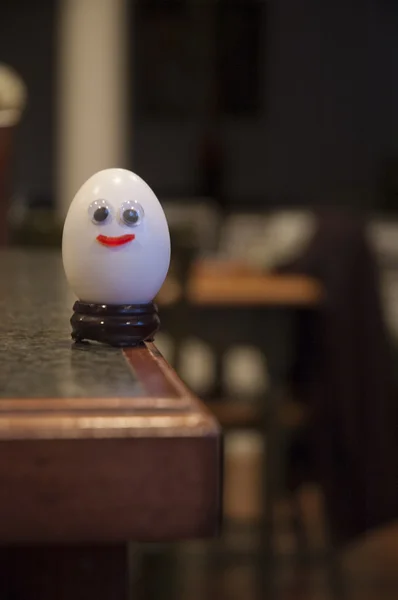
<box><xmin>88</xmin><ymin>199</ymin><xmax>112</xmax><ymax>224</ymax></box>
<box><xmin>120</xmin><ymin>200</ymin><xmax>144</xmax><ymax>227</ymax></box>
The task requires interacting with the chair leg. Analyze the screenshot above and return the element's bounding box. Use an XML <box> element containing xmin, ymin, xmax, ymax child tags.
<box><xmin>208</xmin><ymin>348</ymin><xmax>225</xmax><ymax>400</ymax></box>
<box><xmin>290</xmin><ymin>491</ymin><xmax>308</xmax><ymax>565</ymax></box>
<box><xmin>324</xmin><ymin>524</ymin><xmax>347</xmax><ymax>600</ymax></box>
<box><xmin>258</xmin><ymin>384</ymin><xmax>286</xmax><ymax>599</ymax></box>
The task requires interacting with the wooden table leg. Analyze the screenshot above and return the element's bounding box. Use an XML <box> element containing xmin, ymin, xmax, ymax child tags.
<box><xmin>0</xmin><ymin>544</ymin><xmax>129</xmax><ymax>600</ymax></box>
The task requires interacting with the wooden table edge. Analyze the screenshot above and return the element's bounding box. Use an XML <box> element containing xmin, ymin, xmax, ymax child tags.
<box><xmin>0</xmin><ymin>342</ymin><xmax>220</xmax><ymax>441</ymax></box>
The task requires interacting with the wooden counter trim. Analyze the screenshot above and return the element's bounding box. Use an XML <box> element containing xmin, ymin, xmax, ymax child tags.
<box><xmin>123</xmin><ymin>343</ymin><xmax>187</xmax><ymax>398</ymax></box>
<box><xmin>0</xmin><ymin>412</ymin><xmax>217</xmax><ymax>440</ymax></box>
<box><xmin>124</xmin><ymin>343</ymin><xmax>203</xmax><ymax>402</ymax></box>
<box><xmin>0</xmin><ymin>435</ymin><xmax>222</xmax><ymax>543</ymax></box>
<box><xmin>0</xmin><ymin>397</ymin><xmax>190</xmax><ymax>412</ymax></box>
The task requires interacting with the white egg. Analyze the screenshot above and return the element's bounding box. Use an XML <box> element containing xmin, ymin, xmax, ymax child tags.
<box><xmin>62</xmin><ymin>168</ymin><xmax>171</xmax><ymax>305</ymax></box>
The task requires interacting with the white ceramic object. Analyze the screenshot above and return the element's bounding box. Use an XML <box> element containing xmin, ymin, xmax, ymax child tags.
<box><xmin>0</xmin><ymin>63</ymin><xmax>27</xmax><ymax>127</ymax></box>
<box><xmin>62</xmin><ymin>168</ymin><xmax>171</xmax><ymax>305</ymax></box>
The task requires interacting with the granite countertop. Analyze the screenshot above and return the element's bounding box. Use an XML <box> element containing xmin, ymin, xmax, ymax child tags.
<box><xmin>0</xmin><ymin>249</ymin><xmax>145</xmax><ymax>398</ymax></box>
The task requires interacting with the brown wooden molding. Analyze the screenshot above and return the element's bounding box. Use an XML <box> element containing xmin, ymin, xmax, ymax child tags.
<box><xmin>0</xmin><ymin>342</ymin><xmax>221</xmax><ymax>542</ymax></box>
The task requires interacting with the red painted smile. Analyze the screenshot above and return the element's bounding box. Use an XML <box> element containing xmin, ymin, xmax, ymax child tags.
<box><xmin>96</xmin><ymin>234</ymin><xmax>135</xmax><ymax>247</ymax></box>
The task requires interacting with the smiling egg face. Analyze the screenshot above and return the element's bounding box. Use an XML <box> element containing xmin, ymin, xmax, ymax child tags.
<box><xmin>62</xmin><ymin>168</ymin><xmax>171</xmax><ymax>305</ymax></box>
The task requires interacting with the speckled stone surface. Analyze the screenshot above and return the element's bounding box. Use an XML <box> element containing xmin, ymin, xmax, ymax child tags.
<box><xmin>0</xmin><ymin>250</ymin><xmax>144</xmax><ymax>398</ymax></box>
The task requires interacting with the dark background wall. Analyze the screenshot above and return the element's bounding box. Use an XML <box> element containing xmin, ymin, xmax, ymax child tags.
<box><xmin>0</xmin><ymin>0</ymin><xmax>397</xmax><ymax>209</ymax></box>
<box><xmin>0</xmin><ymin>0</ymin><xmax>56</xmax><ymax>205</ymax></box>
<box><xmin>133</xmin><ymin>0</ymin><xmax>398</xmax><ymax>208</ymax></box>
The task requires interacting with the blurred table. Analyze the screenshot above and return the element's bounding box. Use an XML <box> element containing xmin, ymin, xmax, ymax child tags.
<box><xmin>0</xmin><ymin>250</ymin><xmax>221</xmax><ymax>599</ymax></box>
<box><xmin>157</xmin><ymin>258</ymin><xmax>322</xmax><ymax>307</ymax></box>
<box><xmin>157</xmin><ymin>256</ymin><xmax>322</xmax><ymax>405</ymax></box>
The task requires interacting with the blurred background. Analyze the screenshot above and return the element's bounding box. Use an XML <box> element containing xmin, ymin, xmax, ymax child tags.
<box><xmin>2</xmin><ymin>0</ymin><xmax>398</xmax><ymax>598</ymax></box>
